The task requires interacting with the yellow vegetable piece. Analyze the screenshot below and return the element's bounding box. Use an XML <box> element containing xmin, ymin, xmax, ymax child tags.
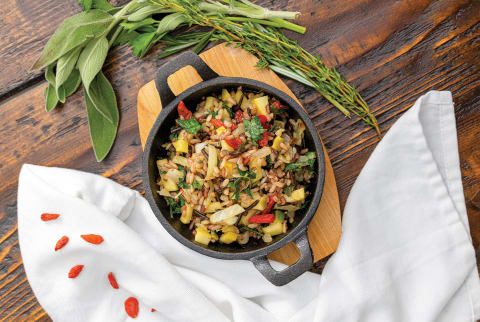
<box><xmin>220</xmin><ymin>231</ymin><xmax>238</xmax><ymax>244</ymax></box>
<box><xmin>253</xmin><ymin>96</ymin><xmax>269</xmax><ymax>116</ymax></box>
<box><xmin>222</xmin><ymin>225</ymin><xmax>239</xmax><ymax>234</ymax></box>
<box><xmin>210</xmin><ymin>232</ymin><xmax>219</xmax><ymax>241</ymax></box>
<box><xmin>290</xmin><ymin>188</ymin><xmax>305</xmax><ymax>202</ymax></box>
<box><xmin>216</xmin><ymin>127</ymin><xmax>227</xmax><ymax>134</ymax></box>
<box><xmin>221</xmin><ymin>89</ymin><xmax>234</xmax><ymax>107</ymax></box>
<box><xmin>205</xmin><ymin>96</ymin><xmax>216</xmax><ymax>110</ymax></box>
<box><xmin>240</xmin><ymin>96</ymin><xmax>250</xmax><ymax>110</ymax></box>
<box><xmin>223</xmin><ymin>162</ymin><xmax>235</xmax><ymax>178</ymax></box>
<box><xmin>272</xmin><ymin>136</ymin><xmax>284</xmax><ymax>151</ymax></box>
<box><xmin>180</xmin><ymin>205</ymin><xmax>193</xmax><ymax>224</ymax></box>
<box><xmin>157</xmin><ymin>188</ymin><xmax>171</xmax><ymax>197</ymax></box>
<box><xmin>234</xmin><ymin>88</ymin><xmax>243</xmax><ymax>104</ymax></box>
<box><xmin>172</xmin><ymin>155</ymin><xmax>188</xmax><ymax>166</ymax></box>
<box><xmin>156</xmin><ymin>159</ymin><xmax>168</xmax><ymax>169</ymax></box>
<box><xmin>160</xmin><ymin>176</ymin><xmax>178</xmax><ymax>192</ymax></box>
<box><xmin>206</xmin><ymin>145</ymin><xmax>218</xmax><ymax>179</ymax></box>
<box><xmin>263</xmin><ymin>221</ymin><xmax>283</xmax><ymax>236</ymax></box>
<box><xmin>254</xmin><ymin>196</ymin><xmax>268</xmax><ymax>211</ymax></box>
<box><xmin>195</xmin><ymin>228</ymin><xmax>211</xmax><ymax>245</ymax></box>
<box><xmin>205</xmin><ymin>202</ymin><xmax>222</xmax><ymax>213</ymax></box>
<box><xmin>249</xmin><ymin>158</ymin><xmax>263</xmax><ymax>183</ymax></box>
<box><xmin>173</xmin><ymin>139</ymin><xmax>188</xmax><ymax>154</ymax></box>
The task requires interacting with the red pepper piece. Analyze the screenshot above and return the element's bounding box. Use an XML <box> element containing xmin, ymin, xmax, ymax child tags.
<box><xmin>81</xmin><ymin>234</ymin><xmax>104</xmax><ymax>245</ymax></box>
<box><xmin>151</xmin><ymin>309</ymin><xmax>156</xmax><ymax>312</ymax></box>
<box><xmin>257</xmin><ymin>114</ymin><xmax>267</xmax><ymax>124</ymax></box>
<box><xmin>262</xmin><ymin>196</ymin><xmax>275</xmax><ymax>214</ymax></box>
<box><xmin>225</xmin><ymin>138</ymin><xmax>242</xmax><ymax>150</ymax></box>
<box><xmin>125</xmin><ymin>297</ymin><xmax>139</xmax><ymax>318</ymax></box>
<box><xmin>273</xmin><ymin>101</ymin><xmax>287</xmax><ymax>109</ymax></box>
<box><xmin>211</xmin><ymin>119</ymin><xmax>225</xmax><ymax>128</ymax></box>
<box><xmin>248</xmin><ymin>213</ymin><xmax>275</xmax><ymax>224</ymax></box>
<box><xmin>55</xmin><ymin>236</ymin><xmax>69</xmax><ymax>251</ymax></box>
<box><xmin>41</xmin><ymin>213</ymin><xmax>60</xmax><ymax>221</ymax></box>
<box><xmin>235</xmin><ymin>110</ymin><xmax>244</xmax><ymax>123</ymax></box>
<box><xmin>258</xmin><ymin>131</ymin><xmax>269</xmax><ymax>147</ymax></box>
<box><xmin>68</xmin><ymin>265</ymin><xmax>84</xmax><ymax>278</ymax></box>
<box><xmin>108</xmin><ymin>272</ymin><xmax>119</xmax><ymax>289</ymax></box>
<box><xmin>177</xmin><ymin>101</ymin><xmax>192</xmax><ymax>119</ymax></box>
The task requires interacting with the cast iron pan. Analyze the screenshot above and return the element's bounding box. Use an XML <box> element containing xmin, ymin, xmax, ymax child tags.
<box><xmin>142</xmin><ymin>51</ymin><xmax>325</xmax><ymax>286</ymax></box>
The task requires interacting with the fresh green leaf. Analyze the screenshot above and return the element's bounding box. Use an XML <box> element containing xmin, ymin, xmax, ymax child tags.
<box><xmin>166</xmin><ymin>197</ymin><xmax>182</xmax><ymax>218</ymax></box>
<box><xmin>31</xmin><ymin>10</ymin><xmax>113</xmax><ymax>70</ymax></box>
<box><xmin>238</xmin><ymin>168</ymin><xmax>256</xmax><ymax>179</ymax></box>
<box><xmin>243</xmin><ymin>116</ymin><xmax>264</xmax><ymax>143</ymax></box>
<box><xmin>192</xmin><ymin>30</ymin><xmax>213</xmax><ymax>54</ymax></box>
<box><xmin>128</xmin><ymin>5</ymin><xmax>173</xmax><ymax>22</ymax></box>
<box><xmin>177</xmin><ymin>164</ymin><xmax>185</xmax><ymax>171</ymax></box>
<box><xmin>169</xmin><ymin>132</ymin><xmax>178</xmax><ymax>141</ymax></box>
<box><xmin>266</xmin><ymin>154</ymin><xmax>272</xmax><ymax>166</ymax></box>
<box><xmin>193</xmin><ymin>179</ymin><xmax>202</xmax><ymax>190</ymax></box>
<box><xmin>156</xmin><ymin>12</ymin><xmax>186</xmax><ymax>34</ymax></box>
<box><xmin>78</xmin><ymin>0</ymin><xmax>93</xmax><ymax>11</ymax></box>
<box><xmin>112</xmin><ymin>29</ymin><xmax>140</xmax><ymax>47</ymax></box>
<box><xmin>57</xmin><ymin>85</ymin><xmax>66</xmax><ymax>103</ymax></box>
<box><xmin>92</xmin><ymin>0</ymin><xmax>114</xmax><ymax>11</ymax></box>
<box><xmin>121</xmin><ymin>18</ymin><xmax>157</xmax><ymax>32</ymax></box>
<box><xmin>84</xmin><ymin>72</ymin><xmax>119</xmax><ymax>161</ymax></box>
<box><xmin>63</xmin><ymin>69</ymin><xmax>82</xmax><ymax>97</ymax></box>
<box><xmin>207</xmin><ymin>110</ymin><xmax>218</xmax><ymax>118</ymax></box>
<box><xmin>223</xmin><ymin>103</ymin><xmax>234</xmax><ymax>118</ymax></box>
<box><xmin>55</xmin><ymin>47</ymin><xmax>82</xmax><ymax>93</ymax></box>
<box><xmin>44</xmin><ymin>84</ymin><xmax>59</xmax><ymax>112</ymax></box>
<box><xmin>157</xmin><ymin>41</ymin><xmax>199</xmax><ymax>59</ymax></box>
<box><xmin>78</xmin><ymin>36</ymin><xmax>109</xmax><ymax>91</ymax></box>
<box><xmin>177</xmin><ymin>118</ymin><xmax>202</xmax><ymax>135</ymax></box>
<box><xmin>178</xmin><ymin>178</ymin><xmax>190</xmax><ymax>189</ymax></box>
<box><xmin>131</xmin><ymin>32</ymin><xmax>156</xmax><ymax>57</ymax></box>
<box><xmin>244</xmin><ymin>187</ymin><xmax>253</xmax><ymax>198</ymax></box>
<box><xmin>45</xmin><ymin>64</ymin><xmax>56</xmax><ymax>86</ymax></box>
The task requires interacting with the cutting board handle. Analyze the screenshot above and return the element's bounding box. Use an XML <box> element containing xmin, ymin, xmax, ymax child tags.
<box><xmin>155</xmin><ymin>51</ymin><xmax>219</xmax><ymax>108</ymax></box>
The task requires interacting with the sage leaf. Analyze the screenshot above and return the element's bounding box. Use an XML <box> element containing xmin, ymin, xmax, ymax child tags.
<box><xmin>78</xmin><ymin>0</ymin><xmax>93</xmax><ymax>11</ymax></box>
<box><xmin>132</xmin><ymin>32</ymin><xmax>155</xmax><ymax>57</ymax></box>
<box><xmin>112</xmin><ymin>29</ymin><xmax>139</xmax><ymax>47</ymax></box>
<box><xmin>44</xmin><ymin>84</ymin><xmax>59</xmax><ymax>112</ymax></box>
<box><xmin>86</xmin><ymin>71</ymin><xmax>118</xmax><ymax>124</ymax></box>
<box><xmin>156</xmin><ymin>12</ymin><xmax>186</xmax><ymax>34</ymax></box>
<box><xmin>127</xmin><ymin>5</ymin><xmax>172</xmax><ymax>22</ymax></box>
<box><xmin>84</xmin><ymin>72</ymin><xmax>119</xmax><ymax>161</ymax></box>
<box><xmin>121</xmin><ymin>18</ymin><xmax>157</xmax><ymax>32</ymax></box>
<box><xmin>63</xmin><ymin>69</ymin><xmax>82</xmax><ymax>97</ymax></box>
<box><xmin>56</xmin><ymin>47</ymin><xmax>81</xmax><ymax>93</ymax></box>
<box><xmin>31</xmin><ymin>10</ymin><xmax>113</xmax><ymax>70</ymax></box>
<box><xmin>45</xmin><ymin>64</ymin><xmax>56</xmax><ymax>86</ymax></box>
<box><xmin>78</xmin><ymin>36</ymin><xmax>109</xmax><ymax>91</ymax></box>
<box><xmin>57</xmin><ymin>85</ymin><xmax>66</xmax><ymax>103</ymax></box>
<box><xmin>93</xmin><ymin>0</ymin><xmax>114</xmax><ymax>11</ymax></box>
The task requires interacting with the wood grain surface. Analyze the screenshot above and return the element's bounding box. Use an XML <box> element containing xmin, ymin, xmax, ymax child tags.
<box><xmin>137</xmin><ymin>43</ymin><xmax>342</xmax><ymax>265</ymax></box>
<box><xmin>0</xmin><ymin>0</ymin><xmax>479</xmax><ymax>320</ymax></box>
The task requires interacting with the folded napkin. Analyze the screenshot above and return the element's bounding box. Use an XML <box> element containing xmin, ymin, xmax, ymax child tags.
<box><xmin>18</xmin><ymin>91</ymin><xmax>480</xmax><ymax>321</ymax></box>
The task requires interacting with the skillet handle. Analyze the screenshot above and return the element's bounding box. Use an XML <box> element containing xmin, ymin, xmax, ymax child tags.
<box><xmin>155</xmin><ymin>51</ymin><xmax>218</xmax><ymax>107</ymax></box>
<box><xmin>250</xmin><ymin>229</ymin><xmax>313</xmax><ymax>286</ymax></box>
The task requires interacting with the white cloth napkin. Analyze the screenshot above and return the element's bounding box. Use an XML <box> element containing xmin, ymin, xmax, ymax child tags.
<box><xmin>18</xmin><ymin>91</ymin><xmax>480</xmax><ymax>321</ymax></box>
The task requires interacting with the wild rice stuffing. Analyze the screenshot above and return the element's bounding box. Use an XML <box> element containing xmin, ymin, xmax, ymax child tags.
<box><xmin>156</xmin><ymin>87</ymin><xmax>316</xmax><ymax>246</ymax></box>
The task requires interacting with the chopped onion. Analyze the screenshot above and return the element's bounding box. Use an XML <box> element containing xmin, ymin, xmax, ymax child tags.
<box><xmin>195</xmin><ymin>142</ymin><xmax>208</xmax><ymax>154</ymax></box>
<box><xmin>210</xmin><ymin>204</ymin><xmax>245</xmax><ymax>223</ymax></box>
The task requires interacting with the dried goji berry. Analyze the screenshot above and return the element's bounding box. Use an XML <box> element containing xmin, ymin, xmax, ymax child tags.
<box><xmin>151</xmin><ymin>308</ymin><xmax>156</xmax><ymax>312</ymax></box>
<box><xmin>108</xmin><ymin>272</ymin><xmax>119</xmax><ymax>289</ymax></box>
<box><xmin>258</xmin><ymin>131</ymin><xmax>269</xmax><ymax>147</ymax></box>
<box><xmin>68</xmin><ymin>265</ymin><xmax>84</xmax><ymax>278</ymax></box>
<box><xmin>55</xmin><ymin>236</ymin><xmax>69</xmax><ymax>251</ymax></box>
<box><xmin>125</xmin><ymin>297</ymin><xmax>139</xmax><ymax>318</ymax></box>
<box><xmin>41</xmin><ymin>213</ymin><xmax>60</xmax><ymax>221</ymax></box>
<box><xmin>177</xmin><ymin>101</ymin><xmax>192</xmax><ymax>119</ymax></box>
<box><xmin>210</xmin><ymin>119</ymin><xmax>225</xmax><ymax>128</ymax></box>
<box><xmin>81</xmin><ymin>234</ymin><xmax>104</xmax><ymax>245</ymax></box>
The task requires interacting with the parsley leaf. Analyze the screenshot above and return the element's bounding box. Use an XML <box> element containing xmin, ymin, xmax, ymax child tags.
<box><xmin>243</xmin><ymin>116</ymin><xmax>265</xmax><ymax>143</ymax></box>
<box><xmin>238</xmin><ymin>168</ymin><xmax>256</xmax><ymax>179</ymax></box>
<box><xmin>178</xmin><ymin>177</ymin><xmax>190</xmax><ymax>189</ymax></box>
<box><xmin>177</xmin><ymin>118</ymin><xmax>202</xmax><ymax>134</ymax></box>
<box><xmin>166</xmin><ymin>197</ymin><xmax>182</xmax><ymax>218</ymax></box>
<box><xmin>192</xmin><ymin>179</ymin><xmax>202</xmax><ymax>190</ymax></box>
<box><xmin>207</xmin><ymin>110</ymin><xmax>218</xmax><ymax>118</ymax></box>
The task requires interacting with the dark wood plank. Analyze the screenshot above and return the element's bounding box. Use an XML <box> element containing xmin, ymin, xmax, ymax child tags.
<box><xmin>0</xmin><ymin>0</ymin><xmax>479</xmax><ymax>320</ymax></box>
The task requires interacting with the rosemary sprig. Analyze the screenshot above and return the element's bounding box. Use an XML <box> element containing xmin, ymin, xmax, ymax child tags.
<box><xmin>32</xmin><ymin>0</ymin><xmax>378</xmax><ymax>161</ymax></box>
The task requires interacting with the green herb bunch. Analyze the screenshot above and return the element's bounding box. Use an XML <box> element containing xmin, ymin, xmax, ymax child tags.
<box><xmin>32</xmin><ymin>0</ymin><xmax>378</xmax><ymax>161</ymax></box>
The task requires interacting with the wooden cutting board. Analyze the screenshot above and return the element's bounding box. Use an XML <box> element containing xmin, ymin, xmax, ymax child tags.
<box><xmin>137</xmin><ymin>43</ymin><xmax>341</xmax><ymax>265</ymax></box>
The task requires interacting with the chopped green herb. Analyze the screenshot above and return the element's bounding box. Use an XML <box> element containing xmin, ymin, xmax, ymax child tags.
<box><xmin>300</xmin><ymin>197</ymin><xmax>311</xmax><ymax>209</ymax></box>
<box><xmin>169</xmin><ymin>132</ymin><xmax>178</xmax><ymax>141</ymax></box>
<box><xmin>240</xmin><ymin>226</ymin><xmax>264</xmax><ymax>236</ymax></box>
<box><xmin>158</xmin><ymin>170</ymin><xmax>167</xmax><ymax>175</ymax></box>
<box><xmin>238</xmin><ymin>142</ymin><xmax>247</xmax><ymax>153</ymax></box>
<box><xmin>177</xmin><ymin>118</ymin><xmax>202</xmax><ymax>134</ymax></box>
<box><xmin>166</xmin><ymin>197</ymin><xmax>182</xmax><ymax>218</ymax></box>
<box><xmin>285</xmin><ymin>152</ymin><xmax>316</xmax><ymax>172</ymax></box>
<box><xmin>283</xmin><ymin>185</ymin><xmax>294</xmax><ymax>196</ymax></box>
<box><xmin>243</xmin><ymin>116</ymin><xmax>265</xmax><ymax>143</ymax></box>
<box><xmin>244</xmin><ymin>187</ymin><xmax>253</xmax><ymax>198</ymax></box>
<box><xmin>178</xmin><ymin>177</ymin><xmax>190</xmax><ymax>189</ymax></box>
<box><xmin>266</xmin><ymin>155</ymin><xmax>272</xmax><ymax>166</ymax></box>
<box><xmin>223</xmin><ymin>103</ymin><xmax>235</xmax><ymax>118</ymax></box>
<box><xmin>207</xmin><ymin>110</ymin><xmax>218</xmax><ymax>118</ymax></box>
<box><xmin>238</xmin><ymin>168</ymin><xmax>256</xmax><ymax>179</ymax></box>
<box><xmin>177</xmin><ymin>164</ymin><xmax>185</xmax><ymax>171</ymax></box>
<box><xmin>192</xmin><ymin>179</ymin><xmax>202</xmax><ymax>190</ymax></box>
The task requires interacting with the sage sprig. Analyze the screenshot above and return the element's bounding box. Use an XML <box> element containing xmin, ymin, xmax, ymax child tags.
<box><xmin>32</xmin><ymin>0</ymin><xmax>378</xmax><ymax>161</ymax></box>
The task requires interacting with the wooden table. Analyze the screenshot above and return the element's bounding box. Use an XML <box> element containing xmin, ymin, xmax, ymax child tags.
<box><xmin>0</xmin><ymin>0</ymin><xmax>478</xmax><ymax>320</ymax></box>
